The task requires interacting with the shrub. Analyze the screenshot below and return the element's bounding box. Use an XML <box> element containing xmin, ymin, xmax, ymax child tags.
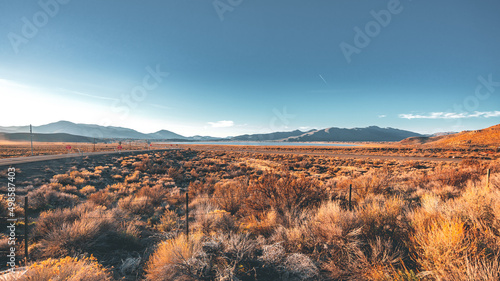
<box><xmin>80</xmin><ymin>185</ymin><xmax>96</xmax><ymax>195</ymax></box>
<box><xmin>28</xmin><ymin>185</ymin><xmax>79</xmax><ymax>210</ymax></box>
<box><xmin>145</xmin><ymin>234</ymin><xmax>202</xmax><ymax>281</ymax></box>
<box><xmin>33</xmin><ymin>203</ymin><xmax>140</xmax><ymax>260</ymax></box>
<box><xmin>19</xmin><ymin>256</ymin><xmax>113</xmax><ymax>281</ymax></box>
<box><xmin>156</xmin><ymin>209</ymin><xmax>179</xmax><ymax>233</ymax></box>
<box><xmin>282</xmin><ymin>253</ymin><xmax>319</xmax><ymax>281</ymax></box>
<box><xmin>246</xmin><ymin>173</ymin><xmax>326</xmax><ymax>216</ymax></box>
<box><xmin>213</xmin><ymin>178</ymin><xmax>248</xmax><ymax>215</ymax></box>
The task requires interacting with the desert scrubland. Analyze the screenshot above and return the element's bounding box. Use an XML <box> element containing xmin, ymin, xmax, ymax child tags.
<box><xmin>0</xmin><ymin>147</ymin><xmax>499</xmax><ymax>280</ymax></box>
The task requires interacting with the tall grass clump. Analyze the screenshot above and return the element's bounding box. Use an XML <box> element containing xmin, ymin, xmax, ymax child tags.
<box><xmin>32</xmin><ymin>202</ymin><xmax>141</xmax><ymax>260</ymax></box>
<box><xmin>144</xmin><ymin>234</ymin><xmax>202</xmax><ymax>281</ymax></box>
<box><xmin>18</xmin><ymin>256</ymin><xmax>113</xmax><ymax>281</ymax></box>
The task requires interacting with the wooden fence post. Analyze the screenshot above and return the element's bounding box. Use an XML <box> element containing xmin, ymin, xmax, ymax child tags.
<box><xmin>486</xmin><ymin>169</ymin><xmax>491</xmax><ymax>188</ymax></box>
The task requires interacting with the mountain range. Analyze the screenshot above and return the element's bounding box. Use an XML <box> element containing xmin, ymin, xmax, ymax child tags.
<box><xmin>0</xmin><ymin>120</ymin><xmax>428</xmax><ymax>142</ymax></box>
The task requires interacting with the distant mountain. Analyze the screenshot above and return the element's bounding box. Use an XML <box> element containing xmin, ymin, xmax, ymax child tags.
<box><xmin>401</xmin><ymin>124</ymin><xmax>500</xmax><ymax>147</ymax></box>
<box><xmin>285</xmin><ymin>126</ymin><xmax>424</xmax><ymax>142</ymax></box>
<box><xmin>0</xmin><ymin>132</ymin><xmax>99</xmax><ymax>143</ymax></box>
<box><xmin>0</xmin><ymin>121</ymin><xmax>451</xmax><ymax>143</ymax></box>
<box><xmin>148</xmin><ymin>130</ymin><xmax>186</xmax><ymax>140</ymax></box>
<box><xmin>230</xmin><ymin>130</ymin><xmax>307</xmax><ymax>141</ymax></box>
<box><xmin>0</xmin><ymin>121</ymin><xmax>187</xmax><ymax>140</ymax></box>
<box><xmin>189</xmin><ymin>135</ymin><xmax>225</xmax><ymax>141</ymax></box>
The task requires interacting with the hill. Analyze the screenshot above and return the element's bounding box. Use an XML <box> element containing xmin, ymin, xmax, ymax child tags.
<box><xmin>400</xmin><ymin>124</ymin><xmax>500</xmax><ymax>148</ymax></box>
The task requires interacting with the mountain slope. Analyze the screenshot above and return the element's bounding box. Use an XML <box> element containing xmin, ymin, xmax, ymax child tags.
<box><xmin>423</xmin><ymin>124</ymin><xmax>499</xmax><ymax>147</ymax></box>
<box><xmin>286</xmin><ymin>126</ymin><xmax>423</xmax><ymax>142</ymax></box>
<box><xmin>0</xmin><ymin>132</ymin><xmax>98</xmax><ymax>143</ymax></box>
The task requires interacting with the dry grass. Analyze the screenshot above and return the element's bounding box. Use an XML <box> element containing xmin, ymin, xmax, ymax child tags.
<box><xmin>144</xmin><ymin>234</ymin><xmax>202</xmax><ymax>281</ymax></box>
<box><xmin>7</xmin><ymin>147</ymin><xmax>499</xmax><ymax>280</ymax></box>
<box><xmin>17</xmin><ymin>256</ymin><xmax>113</xmax><ymax>281</ymax></box>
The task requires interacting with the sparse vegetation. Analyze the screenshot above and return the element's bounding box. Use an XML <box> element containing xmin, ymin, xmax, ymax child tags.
<box><xmin>1</xmin><ymin>147</ymin><xmax>499</xmax><ymax>280</ymax></box>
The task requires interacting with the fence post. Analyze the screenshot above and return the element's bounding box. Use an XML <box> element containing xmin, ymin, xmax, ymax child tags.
<box><xmin>486</xmin><ymin>169</ymin><xmax>491</xmax><ymax>188</ymax></box>
<box><xmin>24</xmin><ymin>196</ymin><xmax>28</xmax><ymax>261</ymax></box>
<box><xmin>348</xmin><ymin>184</ymin><xmax>352</xmax><ymax>211</ymax></box>
<box><xmin>185</xmin><ymin>192</ymin><xmax>189</xmax><ymax>240</ymax></box>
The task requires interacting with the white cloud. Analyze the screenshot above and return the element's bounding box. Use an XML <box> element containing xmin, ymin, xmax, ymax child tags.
<box><xmin>207</xmin><ymin>120</ymin><xmax>234</xmax><ymax>128</ymax></box>
<box><xmin>399</xmin><ymin>111</ymin><xmax>500</xmax><ymax>120</ymax></box>
<box><xmin>378</xmin><ymin>115</ymin><xmax>386</xmax><ymax>118</ymax></box>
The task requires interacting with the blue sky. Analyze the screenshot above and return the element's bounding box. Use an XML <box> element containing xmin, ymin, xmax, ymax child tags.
<box><xmin>1</xmin><ymin>0</ymin><xmax>500</xmax><ymax>137</ymax></box>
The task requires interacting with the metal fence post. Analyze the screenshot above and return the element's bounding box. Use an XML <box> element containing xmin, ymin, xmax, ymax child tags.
<box><xmin>24</xmin><ymin>196</ymin><xmax>28</xmax><ymax>261</ymax></box>
<box><xmin>185</xmin><ymin>192</ymin><xmax>189</xmax><ymax>240</ymax></box>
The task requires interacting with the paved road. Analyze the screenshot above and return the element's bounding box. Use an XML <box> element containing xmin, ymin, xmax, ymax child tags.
<box><xmin>0</xmin><ymin>148</ymin><xmax>179</xmax><ymax>167</ymax></box>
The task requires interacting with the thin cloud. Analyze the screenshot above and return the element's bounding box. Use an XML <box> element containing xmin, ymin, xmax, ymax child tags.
<box><xmin>319</xmin><ymin>74</ymin><xmax>329</xmax><ymax>86</ymax></box>
<box><xmin>58</xmin><ymin>88</ymin><xmax>118</xmax><ymax>101</ymax></box>
<box><xmin>399</xmin><ymin>111</ymin><xmax>500</xmax><ymax>119</ymax></box>
<box><xmin>208</xmin><ymin>120</ymin><xmax>234</xmax><ymax>128</ymax></box>
<box><xmin>378</xmin><ymin>115</ymin><xmax>386</xmax><ymax>118</ymax></box>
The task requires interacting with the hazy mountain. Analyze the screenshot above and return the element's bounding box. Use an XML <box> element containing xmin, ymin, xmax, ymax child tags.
<box><xmin>0</xmin><ymin>121</ymin><xmax>428</xmax><ymax>143</ymax></box>
<box><xmin>230</xmin><ymin>130</ymin><xmax>307</xmax><ymax>141</ymax></box>
<box><xmin>189</xmin><ymin>135</ymin><xmax>225</xmax><ymax>141</ymax></box>
<box><xmin>0</xmin><ymin>121</ymin><xmax>186</xmax><ymax>140</ymax></box>
<box><xmin>148</xmin><ymin>130</ymin><xmax>186</xmax><ymax>140</ymax></box>
<box><xmin>285</xmin><ymin>126</ymin><xmax>424</xmax><ymax>142</ymax></box>
<box><xmin>0</xmin><ymin>132</ymin><xmax>99</xmax><ymax>143</ymax></box>
<box><xmin>0</xmin><ymin>125</ymin><xmax>30</xmax><ymax>133</ymax></box>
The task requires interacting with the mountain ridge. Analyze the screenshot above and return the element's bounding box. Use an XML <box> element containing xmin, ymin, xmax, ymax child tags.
<box><xmin>0</xmin><ymin>120</ymin><xmax>460</xmax><ymax>142</ymax></box>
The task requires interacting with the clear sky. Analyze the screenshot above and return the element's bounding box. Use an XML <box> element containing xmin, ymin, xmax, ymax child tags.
<box><xmin>1</xmin><ymin>0</ymin><xmax>499</xmax><ymax>137</ymax></box>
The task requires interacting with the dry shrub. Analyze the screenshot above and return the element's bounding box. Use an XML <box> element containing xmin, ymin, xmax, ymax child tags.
<box><xmin>352</xmin><ymin>169</ymin><xmax>393</xmax><ymax>198</ymax></box>
<box><xmin>33</xmin><ymin>203</ymin><xmax>140</xmax><ymax>260</ymax></box>
<box><xmin>80</xmin><ymin>185</ymin><xmax>96</xmax><ymax>195</ymax></box>
<box><xmin>282</xmin><ymin>253</ymin><xmax>319</xmax><ymax>281</ymax></box>
<box><xmin>88</xmin><ymin>190</ymin><xmax>116</xmax><ymax>207</ymax></box>
<box><xmin>431</xmin><ymin>166</ymin><xmax>482</xmax><ymax>189</ymax></box>
<box><xmin>28</xmin><ymin>185</ymin><xmax>79</xmax><ymax>210</ymax></box>
<box><xmin>145</xmin><ymin>234</ymin><xmax>202</xmax><ymax>281</ymax></box>
<box><xmin>409</xmin><ymin>181</ymin><xmax>500</xmax><ymax>280</ymax></box>
<box><xmin>195</xmin><ymin>208</ymin><xmax>237</xmax><ymax>235</ymax></box>
<box><xmin>117</xmin><ymin>196</ymin><xmax>155</xmax><ymax>215</ymax></box>
<box><xmin>412</xmin><ymin>216</ymin><xmax>470</xmax><ymax>278</ymax></box>
<box><xmin>137</xmin><ymin>184</ymin><xmax>168</xmax><ymax>205</ymax></box>
<box><xmin>260</xmin><ymin>242</ymin><xmax>286</xmax><ymax>265</ymax></box>
<box><xmin>246</xmin><ymin>173</ymin><xmax>326</xmax><ymax>217</ymax></box>
<box><xmin>52</xmin><ymin>173</ymin><xmax>73</xmax><ymax>185</ymax></box>
<box><xmin>125</xmin><ymin>170</ymin><xmax>141</xmax><ymax>183</ymax></box>
<box><xmin>241</xmin><ymin>210</ymin><xmax>278</xmax><ymax>237</ymax></box>
<box><xmin>357</xmin><ymin>195</ymin><xmax>409</xmax><ymax>241</ymax></box>
<box><xmin>156</xmin><ymin>209</ymin><xmax>179</xmax><ymax>233</ymax></box>
<box><xmin>213</xmin><ymin>178</ymin><xmax>248</xmax><ymax>215</ymax></box>
<box><xmin>18</xmin><ymin>256</ymin><xmax>113</xmax><ymax>281</ymax></box>
<box><xmin>307</xmin><ymin>201</ymin><xmax>362</xmax><ymax>260</ymax></box>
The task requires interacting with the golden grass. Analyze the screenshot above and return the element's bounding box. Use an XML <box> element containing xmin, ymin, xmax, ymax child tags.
<box><xmin>19</xmin><ymin>256</ymin><xmax>113</xmax><ymax>281</ymax></box>
<box><xmin>144</xmin><ymin>234</ymin><xmax>202</xmax><ymax>281</ymax></box>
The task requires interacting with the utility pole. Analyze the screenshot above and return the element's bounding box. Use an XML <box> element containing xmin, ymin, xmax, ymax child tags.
<box><xmin>30</xmin><ymin>124</ymin><xmax>33</xmax><ymax>156</ymax></box>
